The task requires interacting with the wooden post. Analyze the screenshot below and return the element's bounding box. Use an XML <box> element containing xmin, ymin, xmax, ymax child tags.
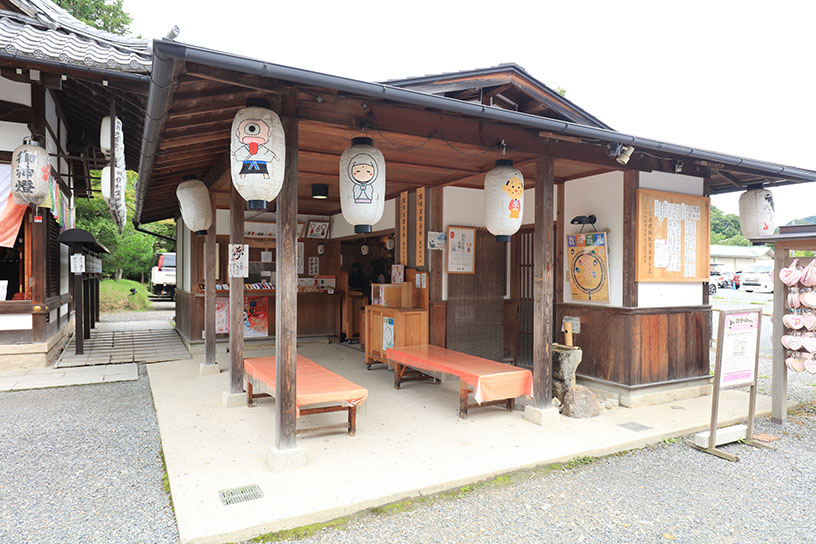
<box><xmin>771</xmin><ymin>247</ymin><xmax>787</xmax><ymax>424</ymax></box>
<box><xmin>229</xmin><ymin>185</ymin><xmax>245</xmax><ymax>394</ymax></box>
<box><xmin>30</xmin><ymin>213</ymin><xmax>46</xmax><ymax>343</ymax></box>
<box><xmin>622</xmin><ymin>170</ymin><xmax>639</xmax><ymax>307</ymax></box>
<box><xmin>532</xmin><ymin>157</ymin><xmax>554</xmax><ymax>408</ymax></box>
<box><xmin>204</xmin><ymin>196</ymin><xmax>217</xmax><ymax>366</ymax></box>
<box><xmin>89</xmin><ymin>274</ymin><xmax>96</xmax><ymax>329</ymax></box>
<box><xmin>702</xmin><ymin>177</ymin><xmax>712</xmax><ymax>305</ymax></box>
<box><xmin>275</xmin><ymin>113</ymin><xmax>299</xmax><ymax>450</ymax></box>
<box><xmin>83</xmin><ymin>277</ymin><xmax>91</xmax><ymax>339</ymax></box>
<box><xmin>73</xmin><ymin>256</ymin><xmax>83</xmax><ymax>355</ymax></box>
<box><xmin>555</xmin><ymin>183</ymin><xmax>565</xmax><ymax>304</ymax></box>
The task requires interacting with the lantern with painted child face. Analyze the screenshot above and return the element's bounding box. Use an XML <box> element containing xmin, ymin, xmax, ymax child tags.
<box><xmin>230</xmin><ymin>98</ymin><xmax>285</xmax><ymax>210</ymax></box>
<box><xmin>11</xmin><ymin>138</ymin><xmax>50</xmax><ymax>206</ymax></box>
<box><xmin>339</xmin><ymin>136</ymin><xmax>386</xmax><ymax>233</ymax></box>
<box><xmin>176</xmin><ymin>175</ymin><xmax>213</xmax><ymax>236</ymax></box>
<box><xmin>484</xmin><ymin>159</ymin><xmax>524</xmax><ymax>242</ymax></box>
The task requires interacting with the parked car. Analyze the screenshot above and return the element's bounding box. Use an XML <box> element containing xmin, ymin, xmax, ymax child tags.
<box><xmin>709</xmin><ymin>270</ymin><xmax>730</xmax><ymax>288</ymax></box>
<box><xmin>150</xmin><ymin>252</ymin><xmax>176</xmax><ymax>299</ymax></box>
<box><xmin>721</xmin><ymin>271</ymin><xmax>735</xmax><ymax>288</ymax></box>
<box><xmin>741</xmin><ymin>263</ymin><xmax>774</xmax><ymax>293</ymax></box>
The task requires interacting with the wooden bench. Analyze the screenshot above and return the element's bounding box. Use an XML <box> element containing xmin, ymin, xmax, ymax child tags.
<box><xmin>386</xmin><ymin>345</ymin><xmax>533</xmax><ymax>418</ymax></box>
<box><xmin>244</xmin><ymin>356</ymin><xmax>368</xmax><ymax>436</ymax></box>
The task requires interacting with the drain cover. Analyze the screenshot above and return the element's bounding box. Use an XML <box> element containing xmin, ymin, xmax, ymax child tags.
<box><xmin>617</xmin><ymin>421</ymin><xmax>652</xmax><ymax>432</ymax></box>
<box><xmin>218</xmin><ymin>484</ymin><xmax>264</xmax><ymax>506</ymax></box>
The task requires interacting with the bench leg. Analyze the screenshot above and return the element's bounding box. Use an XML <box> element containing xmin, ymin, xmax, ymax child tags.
<box><xmin>394</xmin><ymin>362</ymin><xmax>403</xmax><ymax>390</ymax></box>
<box><xmin>247</xmin><ymin>381</ymin><xmax>254</xmax><ymax>407</ymax></box>
<box><xmin>459</xmin><ymin>382</ymin><xmax>469</xmax><ymax>419</ymax></box>
<box><xmin>348</xmin><ymin>405</ymin><xmax>357</xmax><ymax>436</ymax></box>
<box><xmin>507</xmin><ymin>398</ymin><xmax>515</xmax><ymax>412</ymax></box>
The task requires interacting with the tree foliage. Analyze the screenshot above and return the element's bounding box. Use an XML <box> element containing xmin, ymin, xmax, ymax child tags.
<box><xmin>55</xmin><ymin>0</ymin><xmax>132</xmax><ymax>35</ymax></box>
<box><xmin>710</xmin><ymin>206</ymin><xmax>750</xmax><ymax>246</ymax></box>
<box><xmin>75</xmin><ymin>170</ymin><xmax>175</xmax><ymax>281</ymax></box>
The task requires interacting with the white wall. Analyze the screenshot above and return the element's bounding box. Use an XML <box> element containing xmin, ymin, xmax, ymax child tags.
<box><xmin>637</xmin><ymin>171</ymin><xmax>705</xmax><ymax>307</ymax></box>
<box><xmin>0</xmin><ymin>314</ymin><xmax>32</xmax><ymax>331</ymax></box>
<box><xmin>59</xmin><ymin>244</ymin><xmax>69</xmax><ymax>295</ymax></box>
<box><xmin>563</xmin><ymin>171</ymin><xmax>624</xmax><ymax>306</ymax></box>
<box><xmin>0</xmin><ymin>121</ymin><xmax>30</xmax><ymax>153</ymax></box>
<box><xmin>329</xmin><ymin>198</ymin><xmax>396</xmax><ymax>239</ymax></box>
<box><xmin>0</xmin><ymin>76</ymin><xmax>30</xmax><ymax>107</ymax></box>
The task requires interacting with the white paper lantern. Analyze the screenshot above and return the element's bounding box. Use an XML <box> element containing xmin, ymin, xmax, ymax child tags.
<box><xmin>230</xmin><ymin>99</ymin><xmax>286</xmax><ymax>210</ymax></box>
<box><xmin>484</xmin><ymin>159</ymin><xmax>524</xmax><ymax>242</ymax></box>
<box><xmin>11</xmin><ymin>138</ymin><xmax>50</xmax><ymax>206</ymax></box>
<box><xmin>101</xmin><ymin>166</ymin><xmax>127</xmax><ymax>226</ymax></box>
<box><xmin>176</xmin><ymin>176</ymin><xmax>213</xmax><ymax>236</ymax></box>
<box><xmin>339</xmin><ymin>136</ymin><xmax>386</xmax><ymax>233</ymax></box>
<box><xmin>738</xmin><ymin>187</ymin><xmax>775</xmax><ymax>239</ymax></box>
<box><xmin>100</xmin><ymin>115</ymin><xmax>125</xmax><ymax>163</ymax></box>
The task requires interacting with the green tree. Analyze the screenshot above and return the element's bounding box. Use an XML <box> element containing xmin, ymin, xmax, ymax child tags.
<box><xmin>55</xmin><ymin>0</ymin><xmax>132</xmax><ymax>35</ymax></box>
<box><xmin>710</xmin><ymin>206</ymin><xmax>750</xmax><ymax>246</ymax></box>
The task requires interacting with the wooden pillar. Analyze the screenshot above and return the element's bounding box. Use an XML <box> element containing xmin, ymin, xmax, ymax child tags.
<box><xmin>30</xmin><ymin>215</ymin><xmax>46</xmax><ymax>342</ymax></box>
<box><xmin>73</xmin><ymin>256</ymin><xmax>83</xmax><ymax>355</ymax></box>
<box><xmin>555</xmin><ymin>183</ymin><xmax>565</xmax><ymax>304</ymax></box>
<box><xmin>702</xmin><ymin>177</ymin><xmax>712</xmax><ymax>305</ymax></box>
<box><xmin>622</xmin><ymin>170</ymin><xmax>639</xmax><ymax>307</ymax></box>
<box><xmin>204</xmin><ymin>197</ymin><xmax>217</xmax><ymax>366</ymax></box>
<box><xmin>95</xmin><ymin>277</ymin><xmax>100</xmax><ymax>324</ymax></box>
<box><xmin>83</xmin><ymin>277</ymin><xmax>91</xmax><ymax>339</ymax></box>
<box><xmin>532</xmin><ymin>157</ymin><xmax>554</xmax><ymax>408</ymax></box>
<box><xmin>89</xmin><ymin>275</ymin><xmax>96</xmax><ymax>329</ymax></box>
<box><xmin>275</xmin><ymin>114</ymin><xmax>299</xmax><ymax>450</ymax></box>
<box><xmin>428</xmin><ymin>187</ymin><xmax>446</xmax><ymax>347</ymax></box>
<box><xmin>771</xmin><ymin>247</ymin><xmax>787</xmax><ymax>424</ymax></box>
<box><xmin>229</xmin><ymin>187</ymin><xmax>245</xmax><ymax>394</ymax></box>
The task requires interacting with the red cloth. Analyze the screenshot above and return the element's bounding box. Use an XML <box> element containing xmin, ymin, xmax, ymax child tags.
<box><xmin>0</xmin><ymin>191</ymin><xmax>27</xmax><ymax>248</ymax></box>
<box><xmin>387</xmin><ymin>345</ymin><xmax>533</xmax><ymax>404</ymax></box>
<box><xmin>244</xmin><ymin>355</ymin><xmax>368</xmax><ymax>417</ymax></box>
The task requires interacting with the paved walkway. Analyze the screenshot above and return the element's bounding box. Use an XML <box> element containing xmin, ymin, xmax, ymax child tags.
<box><xmin>0</xmin><ymin>363</ymin><xmax>137</xmax><ymax>392</ymax></box>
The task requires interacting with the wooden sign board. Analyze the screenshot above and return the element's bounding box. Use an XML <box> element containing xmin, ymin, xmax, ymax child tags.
<box><xmin>399</xmin><ymin>191</ymin><xmax>408</xmax><ymax>265</ymax></box>
<box><xmin>415</xmin><ymin>187</ymin><xmax>426</xmax><ymax>268</ymax></box>
<box><xmin>635</xmin><ymin>188</ymin><xmax>710</xmax><ymax>282</ymax></box>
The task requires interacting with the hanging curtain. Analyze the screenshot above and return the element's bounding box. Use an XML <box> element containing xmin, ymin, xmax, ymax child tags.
<box><xmin>0</xmin><ymin>164</ymin><xmax>28</xmax><ymax>248</ymax></box>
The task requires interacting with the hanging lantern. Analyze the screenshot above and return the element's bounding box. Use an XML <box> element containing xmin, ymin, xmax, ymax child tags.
<box><xmin>11</xmin><ymin>138</ymin><xmax>50</xmax><ymax>206</ymax></box>
<box><xmin>484</xmin><ymin>159</ymin><xmax>524</xmax><ymax>242</ymax></box>
<box><xmin>339</xmin><ymin>136</ymin><xmax>386</xmax><ymax>233</ymax></box>
<box><xmin>101</xmin><ymin>166</ymin><xmax>127</xmax><ymax>226</ymax></box>
<box><xmin>230</xmin><ymin>98</ymin><xmax>286</xmax><ymax>210</ymax></box>
<box><xmin>100</xmin><ymin>115</ymin><xmax>125</xmax><ymax>161</ymax></box>
<box><xmin>738</xmin><ymin>187</ymin><xmax>775</xmax><ymax>239</ymax></box>
<box><xmin>176</xmin><ymin>175</ymin><xmax>213</xmax><ymax>236</ymax></box>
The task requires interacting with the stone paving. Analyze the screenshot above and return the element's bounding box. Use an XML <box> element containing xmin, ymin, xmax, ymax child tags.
<box><xmin>0</xmin><ymin>363</ymin><xmax>138</xmax><ymax>392</ymax></box>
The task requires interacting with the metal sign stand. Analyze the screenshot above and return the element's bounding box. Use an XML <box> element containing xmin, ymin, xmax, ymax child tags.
<box><xmin>687</xmin><ymin>308</ymin><xmax>774</xmax><ymax>462</ymax></box>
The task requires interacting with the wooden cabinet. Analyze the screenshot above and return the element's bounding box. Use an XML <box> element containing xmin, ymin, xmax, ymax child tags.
<box><xmin>364</xmin><ymin>305</ymin><xmax>429</xmax><ymax>368</ymax></box>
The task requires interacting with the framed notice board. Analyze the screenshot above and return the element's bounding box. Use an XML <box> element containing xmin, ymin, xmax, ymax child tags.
<box><xmin>447</xmin><ymin>226</ymin><xmax>475</xmax><ymax>274</ymax></box>
<box><xmin>636</xmin><ymin>188</ymin><xmax>710</xmax><ymax>282</ymax></box>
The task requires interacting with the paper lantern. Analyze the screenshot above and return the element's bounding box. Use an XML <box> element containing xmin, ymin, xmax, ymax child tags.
<box><xmin>484</xmin><ymin>159</ymin><xmax>524</xmax><ymax>242</ymax></box>
<box><xmin>176</xmin><ymin>176</ymin><xmax>212</xmax><ymax>236</ymax></box>
<box><xmin>11</xmin><ymin>138</ymin><xmax>50</xmax><ymax>206</ymax></box>
<box><xmin>738</xmin><ymin>188</ymin><xmax>775</xmax><ymax>239</ymax></box>
<box><xmin>339</xmin><ymin>137</ymin><xmax>386</xmax><ymax>233</ymax></box>
<box><xmin>101</xmin><ymin>166</ymin><xmax>127</xmax><ymax>226</ymax></box>
<box><xmin>230</xmin><ymin>99</ymin><xmax>286</xmax><ymax>210</ymax></box>
<box><xmin>100</xmin><ymin>115</ymin><xmax>125</xmax><ymax>162</ymax></box>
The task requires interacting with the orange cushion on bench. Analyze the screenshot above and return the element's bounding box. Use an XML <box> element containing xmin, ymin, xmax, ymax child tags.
<box><xmin>244</xmin><ymin>356</ymin><xmax>368</xmax><ymax>416</ymax></box>
<box><xmin>386</xmin><ymin>345</ymin><xmax>533</xmax><ymax>404</ymax></box>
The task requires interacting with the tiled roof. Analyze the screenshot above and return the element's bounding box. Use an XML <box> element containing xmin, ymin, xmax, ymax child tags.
<box><xmin>0</xmin><ymin>0</ymin><xmax>150</xmax><ymax>73</ymax></box>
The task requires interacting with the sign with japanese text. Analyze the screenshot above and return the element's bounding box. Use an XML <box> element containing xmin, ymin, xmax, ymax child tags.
<box><xmin>415</xmin><ymin>187</ymin><xmax>425</xmax><ymax>267</ymax></box>
<box><xmin>399</xmin><ymin>191</ymin><xmax>408</xmax><ymax>265</ymax></box>
<box><xmin>228</xmin><ymin>244</ymin><xmax>249</xmax><ymax>278</ymax></box>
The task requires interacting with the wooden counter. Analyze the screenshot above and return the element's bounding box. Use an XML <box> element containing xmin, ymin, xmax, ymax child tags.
<box><xmin>175</xmin><ymin>289</ymin><xmax>340</xmax><ymax>343</ymax></box>
<box><xmin>364</xmin><ymin>305</ymin><xmax>429</xmax><ymax>368</ymax></box>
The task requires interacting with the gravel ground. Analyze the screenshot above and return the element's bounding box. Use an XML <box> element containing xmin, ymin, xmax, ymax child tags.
<box><xmin>0</xmin><ymin>367</ymin><xmax>178</xmax><ymax>544</ymax></box>
<box><xmin>100</xmin><ymin>301</ymin><xmax>175</xmax><ymax>324</ymax></box>
<box><xmin>257</xmin><ymin>403</ymin><xmax>816</xmax><ymax>544</ymax></box>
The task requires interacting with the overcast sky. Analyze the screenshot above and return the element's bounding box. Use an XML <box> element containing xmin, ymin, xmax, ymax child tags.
<box><xmin>123</xmin><ymin>0</ymin><xmax>816</xmax><ymax>224</ymax></box>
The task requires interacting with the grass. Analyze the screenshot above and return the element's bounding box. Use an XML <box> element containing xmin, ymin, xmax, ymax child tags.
<box><xmin>99</xmin><ymin>279</ymin><xmax>151</xmax><ymax>312</ymax></box>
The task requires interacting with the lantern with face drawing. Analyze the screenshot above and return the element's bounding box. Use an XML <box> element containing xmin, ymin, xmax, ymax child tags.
<box><xmin>230</xmin><ymin>98</ymin><xmax>286</xmax><ymax>210</ymax></box>
<box><xmin>339</xmin><ymin>136</ymin><xmax>386</xmax><ymax>233</ymax></box>
<box><xmin>485</xmin><ymin>159</ymin><xmax>524</xmax><ymax>242</ymax></box>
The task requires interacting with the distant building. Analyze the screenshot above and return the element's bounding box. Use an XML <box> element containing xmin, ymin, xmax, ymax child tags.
<box><xmin>710</xmin><ymin>244</ymin><xmax>774</xmax><ymax>272</ymax></box>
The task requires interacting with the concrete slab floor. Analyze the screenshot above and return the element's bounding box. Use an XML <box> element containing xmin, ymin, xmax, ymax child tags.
<box><xmin>0</xmin><ymin>363</ymin><xmax>138</xmax><ymax>392</ymax></box>
<box><xmin>147</xmin><ymin>344</ymin><xmax>785</xmax><ymax>544</ymax></box>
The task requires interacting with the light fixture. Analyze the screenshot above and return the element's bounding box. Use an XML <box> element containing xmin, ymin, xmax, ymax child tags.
<box><xmin>738</xmin><ymin>186</ymin><xmax>775</xmax><ymax>239</ymax></box>
<box><xmin>570</xmin><ymin>214</ymin><xmax>597</xmax><ymax>233</ymax></box>
<box><xmin>339</xmin><ymin>135</ymin><xmax>386</xmax><ymax>233</ymax></box>
<box><xmin>176</xmin><ymin>174</ymin><xmax>213</xmax><ymax>236</ymax></box>
<box><xmin>101</xmin><ymin>165</ymin><xmax>126</xmax><ymax>226</ymax></box>
<box><xmin>311</xmin><ymin>183</ymin><xmax>328</xmax><ymax>199</ymax></box>
<box><xmin>11</xmin><ymin>137</ymin><xmax>49</xmax><ymax>206</ymax></box>
<box><xmin>484</xmin><ymin>153</ymin><xmax>524</xmax><ymax>242</ymax></box>
<box><xmin>100</xmin><ymin>115</ymin><xmax>125</xmax><ymax>160</ymax></box>
<box><xmin>230</xmin><ymin>97</ymin><xmax>286</xmax><ymax>211</ymax></box>
<box><xmin>608</xmin><ymin>143</ymin><xmax>635</xmax><ymax>166</ymax></box>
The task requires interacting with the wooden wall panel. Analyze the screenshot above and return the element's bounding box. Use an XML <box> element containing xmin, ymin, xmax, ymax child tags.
<box><xmin>556</xmin><ymin>303</ymin><xmax>710</xmax><ymax>387</ymax></box>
